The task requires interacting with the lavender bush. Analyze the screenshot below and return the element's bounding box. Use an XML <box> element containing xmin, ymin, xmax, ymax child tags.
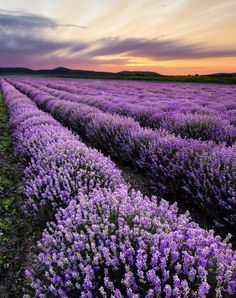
<box><xmin>8</xmin><ymin>79</ymin><xmax>236</xmax><ymax>226</ymax></box>
<box><xmin>1</xmin><ymin>80</ymin><xmax>124</xmax><ymax>217</ymax></box>
<box><xmin>25</xmin><ymin>78</ymin><xmax>236</xmax><ymax>145</ymax></box>
<box><xmin>1</xmin><ymin>79</ymin><xmax>236</xmax><ymax>297</ymax></box>
<box><xmin>24</xmin><ymin>189</ymin><xmax>236</xmax><ymax>297</ymax></box>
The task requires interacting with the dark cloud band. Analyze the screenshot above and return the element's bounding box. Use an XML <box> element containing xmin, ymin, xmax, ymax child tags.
<box><xmin>0</xmin><ymin>9</ymin><xmax>88</xmax><ymax>66</ymax></box>
<box><xmin>0</xmin><ymin>9</ymin><xmax>86</xmax><ymax>30</ymax></box>
<box><xmin>89</xmin><ymin>37</ymin><xmax>236</xmax><ymax>60</ymax></box>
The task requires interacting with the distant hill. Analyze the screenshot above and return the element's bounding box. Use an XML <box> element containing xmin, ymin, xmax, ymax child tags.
<box><xmin>0</xmin><ymin>67</ymin><xmax>161</xmax><ymax>77</ymax></box>
<box><xmin>0</xmin><ymin>67</ymin><xmax>35</xmax><ymax>75</ymax></box>
<box><xmin>0</xmin><ymin>67</ymin><xmax>111</xmax><ymax>76</ymax></box>
<box><xmin>0</xmin><ymin>67</ymin><xmax>235</xmax><ymax>84</ymax></box>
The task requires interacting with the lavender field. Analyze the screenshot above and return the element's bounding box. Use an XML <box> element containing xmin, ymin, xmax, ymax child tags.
<box><xmin>1</xmin><ymin>78</ymin><xmax>236</xmax><ymax>297</ymax></box>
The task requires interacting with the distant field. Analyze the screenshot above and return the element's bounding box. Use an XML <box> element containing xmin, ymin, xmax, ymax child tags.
<box><xmin>1</xmin><ymin>77</ymin><xmax>236</xmax><ymax>297</ymax></box>
<box><xmin>15</xmin><ymin>76</ymin><xmax>236</xmax><ymax>146</ymax></box>
<box><xmin>62</xmin><ymin>74</ymin><xmax>236</xmax><ymax>84</ymax></box>
<box><xmin>1</xmin><ymin>72</ymin><xmax>236</xmax><ymax>84</ymax></box>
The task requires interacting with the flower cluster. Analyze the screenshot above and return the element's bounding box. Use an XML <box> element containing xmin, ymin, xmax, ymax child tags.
<box><xmin>24</xmin><ymin>189</ymin><xmax>236</xmax><ymax>297</ymax></box>
<box><xmin>1</xmin><ymin>80</ymin><xmax>124</xmax><ymax>217</ymax></box>
<box><xmin>9</xmin><ymin>79</ymin><xmax>236</xmax><ymax>226</ymax></box>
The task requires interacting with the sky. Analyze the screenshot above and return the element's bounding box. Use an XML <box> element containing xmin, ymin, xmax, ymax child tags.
<box><xmin>0</xmin><ymin>0</ymin><xmax>236</xmax><ymax>75</ymax></box>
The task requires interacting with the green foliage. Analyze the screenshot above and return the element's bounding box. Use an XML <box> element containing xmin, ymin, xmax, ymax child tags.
<box><xmin>0</xmin><ymin>94</ymin><xmax>18</xmax><ymax>272</ymax></box>
<box><xmin>44</xmin><ymin>74</ymin><xmax>236</xmax><ymax>84</ymax></box>
<box><xmin>2</xmin><ymin>73</ymin><xmax>236</xmax><ymax>84</ymax></box>
<box><xmin>0</xmin><ymin>94</ymin><xmax>39</xmax><ymax>296</ymax></box>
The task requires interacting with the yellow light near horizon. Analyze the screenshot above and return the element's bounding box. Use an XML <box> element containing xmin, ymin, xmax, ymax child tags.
<box><xmin>93</xmin><ymin>55</ymin><xmax>127</xmax><ymax>61</ymax></box>
<box><xmin>88</xmin><ymin>54</ymin><xmax>232</xmax><ymax>74</ymax></box>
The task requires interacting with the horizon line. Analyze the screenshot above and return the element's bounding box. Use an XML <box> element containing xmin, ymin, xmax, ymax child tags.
<box><xmin>1</xmin><ymin>66</ymin><xmax>236</xmax><ymax>76</ymax></box>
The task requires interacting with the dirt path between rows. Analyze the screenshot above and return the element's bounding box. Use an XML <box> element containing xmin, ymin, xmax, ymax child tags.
<box><xmin>0</xmin><ymin>95</ymin><xmax>41</xmax><ymax>297</ymax></box>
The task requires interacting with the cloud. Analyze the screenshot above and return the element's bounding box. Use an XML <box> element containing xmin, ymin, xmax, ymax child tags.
<box><xmin>57</xmin><ymin>23</ymin><xmax>87</xmax><ymax>29</ymax></box>
<box><xmin>0</xmin><ymin>9</ymin><xmax>86</xmax><ymax>30</ymax></box>
<box><xmin>0</xmin><ymin>9</ymin><xmax>88</xmax><ymax>66</ymax></box>
<box><xmin>89</xmin><ymin>37</ymin><xmax>236</xmax><ymax>60</ymax></box>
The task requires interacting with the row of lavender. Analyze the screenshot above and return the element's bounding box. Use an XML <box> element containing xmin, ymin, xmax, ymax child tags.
<box><xmin>9</xmin><ymin>79</ymin><xmax>236</xmax><ymax>228</ymax></box>
<box><xmin>33</xmin><ymin>77</ymin><xmax>236</xmax><ymax>114</ymax></box>
<box><xmin>24</xmin><ymin>78</ymin><xmax>236</xmax><ymax>145</ymax></box>
<box><xmin>2</xmin><ymin>80</ymin><xmax>123</xmax><ymax>216</ymax></box>
<box><xmin>1</xmin><ymin>80</ymin><xmax>236</xmax><ymax>297</ymax></box>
